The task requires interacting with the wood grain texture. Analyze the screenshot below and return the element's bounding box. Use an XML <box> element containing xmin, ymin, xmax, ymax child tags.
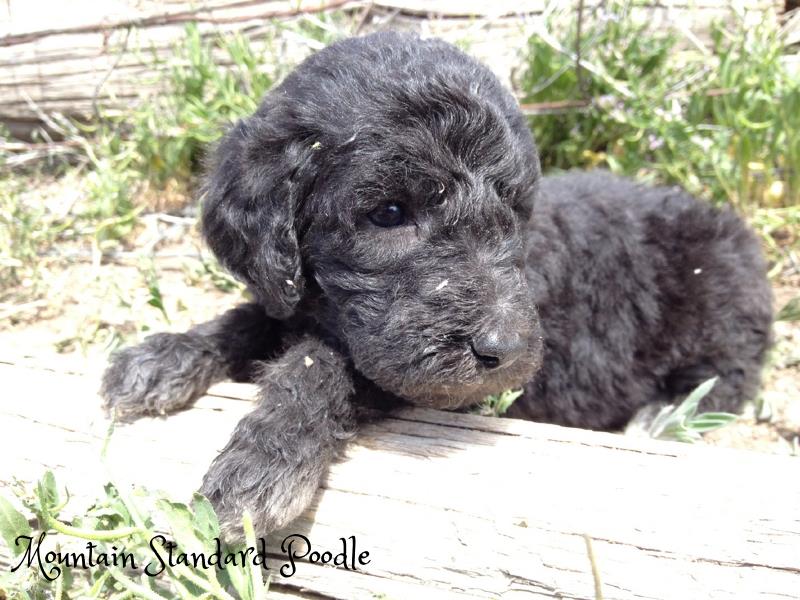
<box><xmin>0</xmin><ymin>360</ymin><xmax>798</xmax><ymax>599</ymax></box>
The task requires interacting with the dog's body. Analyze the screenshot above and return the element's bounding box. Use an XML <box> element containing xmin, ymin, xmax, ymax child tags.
<box><xmin>513</xmin><ymin>172</ymin><xmax>772</xmax><ymax>428</ymax></box>
<box><xmin>101</xmin><ymin>32</ymin><xmax>772</xmax><ymax>535</ymax></box>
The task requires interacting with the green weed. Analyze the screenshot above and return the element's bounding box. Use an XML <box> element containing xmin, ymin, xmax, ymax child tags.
<box><xmin>777</xmin><ymin>297</ymin><xmax>800</xmax><ymax>322</ymax></box>
<box><xmin>183</xmin><ymin>255</ymin><xmax>247</xmax><ymax>295</ymax></box>
<box><xmin>0</xmin><ymin>180</ymin><xmax>45</xmax><ymax>297</ymax></box>
<box><xmin>0</xmin><ymin>23</ymin><xmax>287</xmax><ymax>307</ymax></box>
<box><xmin>519</xmin><ymin>1</ymin><xmax>799</xmax><ymax>210</ymax></box>
<box><xmin>640</xmin><ymin>378</ymin><xmax>738</xmax><ymax>443</ymax></box>
<box><xmin>121</xmin><ymin>23</ymin><xmax>277</xmax><ymax>187</ymax></box>
<box><xmin>141</xmin><ymin>259</ymin><xmax>171</xmax><ymax>324</ymax></box>
<box><xmin>477</xmin><ymin>389</ymin><xmax>524</xmax><ymax>417</ymax></box>
<box><xmin>0</xmin><ymin>471</ymin><xmax>269</xmax><ymax>599</ymax></box>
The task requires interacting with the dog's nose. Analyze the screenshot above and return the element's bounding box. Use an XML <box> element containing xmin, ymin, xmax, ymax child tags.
<box><xmin>470</xmin><ymin>331</ymin><xmax>527</xmax><ymax>369</ymax></box>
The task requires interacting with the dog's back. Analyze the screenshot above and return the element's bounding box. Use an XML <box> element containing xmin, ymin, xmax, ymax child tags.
<box><xmin>510</xmin><ymin>171</ymin><xmax>773</xmax><ymax>429</ymax></box>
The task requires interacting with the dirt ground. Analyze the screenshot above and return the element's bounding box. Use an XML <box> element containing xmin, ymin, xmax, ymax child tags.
<box><xmin>1</xmin><ymin>177</ymin><xmax>798</xmax><ymax>455</ymax></box>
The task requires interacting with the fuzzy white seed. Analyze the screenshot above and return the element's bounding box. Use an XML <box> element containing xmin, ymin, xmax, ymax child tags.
<box><xmin>304</xmin><ymin>356</ymin><xmax>314</xmax><ymax>367</ymax></box>
<box><xmin>435</xmin><ymin>279</ymin><xmax>449</xmax><ymax>291</ymax></box>
<box><xmin>693</xmin><ymin>268</ymin><xmax>702</xmax><ymax>275</ymax></box>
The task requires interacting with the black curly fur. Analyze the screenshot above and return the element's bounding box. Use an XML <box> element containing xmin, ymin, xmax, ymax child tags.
<box><xmin>101</xmin><ymin>31</ymin><xmax>773</xmax><ymax>536</ymax></box>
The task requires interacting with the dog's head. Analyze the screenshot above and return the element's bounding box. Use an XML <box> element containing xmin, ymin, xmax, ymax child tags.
<box><xmin>203</xmin><ymin>32</ymin><xmax>543</xmax><ymax>408</ymax></box>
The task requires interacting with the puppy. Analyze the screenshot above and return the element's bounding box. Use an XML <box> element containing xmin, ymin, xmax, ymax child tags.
<box><xmin>101</xmin><ymin>31</ymin><xmax>773</xmax><ymax>535</ymax></box>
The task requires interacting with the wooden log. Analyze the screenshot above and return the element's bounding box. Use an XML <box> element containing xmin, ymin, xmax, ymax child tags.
<box><xmin>0</xmin><ymin>0</ymin><xmax>784</xmax><ymax>138</ymax></box>
<box><xmin>0</xmin><ymin>359</ymin><xmax>798</xmax><ymax>599</ymax></box>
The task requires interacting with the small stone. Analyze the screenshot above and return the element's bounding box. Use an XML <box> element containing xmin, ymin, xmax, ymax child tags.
<box><xmin>304</xmin><ymin>356</ymin><xmax>314</xmax><ymax>367</ymax></box>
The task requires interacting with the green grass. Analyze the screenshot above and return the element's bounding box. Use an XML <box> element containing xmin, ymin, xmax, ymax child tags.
<box><xmin>638</xmin><ymin>378</ymin><xmax>738</xmax><ymax>443</ymax></box>
<box><xmin>476</xmin><ymin>389</ymin><xmax>524</xmax><ymax>417</ymax></box>
<box><xmin>748</xmin><ymin>204</ymin><xmax>800</xmax><ymax>273</ymax></box>
<box><xmin>0</xmin><ymin>23</ymin><xmax>290</xmax><ymax>309</ymax></box>
<box><xmin>123</xmin><ymin>23</ymin><xmax>277</xmax><ymax>187</ymax></box>
<box><xmin>0</xmin><ymin>470</ymin><xmax>269</xmax><ymax>600</ymax></box>
<box><xmin>0</xmin><ymin>179</ymin><xmax>52</xmax><ymax>300</ymax></box>
<box><xmin>518</xmin><ymin>0</ymin><xmax>800</xmax><ymax>211</ymax></box>
<box><xmin>110</xmin><ymin>15</ymin><xmax>348</xmax><ymax>189</ymax></box>
<box><xmin>65</xmin><ymin>21</ymin><xmax>280</xmax><ymax>205</ymax></box>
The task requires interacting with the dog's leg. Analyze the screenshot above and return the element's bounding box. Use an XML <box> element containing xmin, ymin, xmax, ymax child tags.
<box><xmin>199</xmin><ymin>337</ymin><xmax>356</xmax><ymax>537</ymax></box>
<box><xmin>101</xmin><ymin>303</ymin><xmax>278</xmax><ymax>419</ymax></box>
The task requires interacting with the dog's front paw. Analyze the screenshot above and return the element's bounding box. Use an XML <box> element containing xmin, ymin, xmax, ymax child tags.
<box><xmin>101</xmin><ymin>333</ymin><xmax>223</xmax><ymax>420</ymax></box>
<box><xmin>199</xmin><ymin>415</ymin><xmax>324</xmax><ymax>539</ymax></box>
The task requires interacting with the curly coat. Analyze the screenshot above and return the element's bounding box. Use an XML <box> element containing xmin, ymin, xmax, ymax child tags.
<box><xmin>101</xmin><ymin>31</ymin><xmax>773</xmax><ymax>536</ymax></box>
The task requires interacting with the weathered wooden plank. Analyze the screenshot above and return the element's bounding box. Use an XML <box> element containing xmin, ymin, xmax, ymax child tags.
<box><xmin>0</xmin><ymin>360</ymin><xmax>798</xmax><ymax>599</ymax></box>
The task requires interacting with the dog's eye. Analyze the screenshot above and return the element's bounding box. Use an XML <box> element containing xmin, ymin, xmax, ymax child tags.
<box><xmin>368</xmin><ymin>203</ymin><xmax>406</xmax><ymax>228</ymax></box>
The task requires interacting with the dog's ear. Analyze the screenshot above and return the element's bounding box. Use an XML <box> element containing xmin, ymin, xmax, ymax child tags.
<box><xmin>202</xmin><ymin>116</ymin><xmax>317</xmax><ymax>319</ymax></box>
